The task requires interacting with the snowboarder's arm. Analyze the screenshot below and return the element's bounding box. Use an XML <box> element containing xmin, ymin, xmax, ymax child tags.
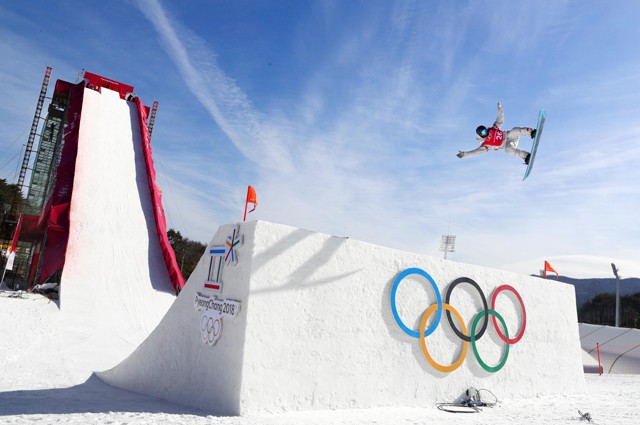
<box><xmin>494</xmin><ymin>102</ymin><xmax>504</xmax><ymax>129</ymax></box>
<box><xmin>457</xmin><ymin>146</ymin><xmax>489</xmax><ymax>158</ymax></box>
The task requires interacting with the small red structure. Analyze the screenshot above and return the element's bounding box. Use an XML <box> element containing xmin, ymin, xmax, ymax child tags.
<box><xmin>82</xmin><ymin>71</ymin><xmax>134</xmax><ymax>100</ymax></box>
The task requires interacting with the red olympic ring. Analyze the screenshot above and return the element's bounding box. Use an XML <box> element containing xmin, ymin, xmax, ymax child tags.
<box><xmin>490</xmin><ymin>284</ymin><xmax>526</xmax><ymax>344</ymax></box>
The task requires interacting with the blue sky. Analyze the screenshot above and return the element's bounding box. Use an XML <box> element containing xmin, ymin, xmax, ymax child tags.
<box><xmin>1</xmin><ymin>0</ymin><xmax>639</xmax><ymax>276</ymax></box>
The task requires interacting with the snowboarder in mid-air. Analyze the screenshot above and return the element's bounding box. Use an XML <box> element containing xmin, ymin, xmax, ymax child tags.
<box><xmin>457</xmin><ymin>102</ymin><xmax>537</xmax><ymax>165</ymax></box>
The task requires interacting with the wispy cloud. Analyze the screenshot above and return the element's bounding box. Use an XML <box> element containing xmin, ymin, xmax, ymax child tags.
<box><xmin>131</xmin><ymin>0</ymin><xmax>639</xmax><ymax>274</ymax></box>
<box><xmin>134</xmin><ymin>0</ymin><xmax>450</xmax><ymax>239</ymax></box>
<box><xmin>135</xmin><ymin>0</ymin><xmax>296</xmax><ymax>175</ymax></box>
<box><xmin>1</xmin><ymin>0</ymin><xmax>638</xmax><ymax>278</ymax></box>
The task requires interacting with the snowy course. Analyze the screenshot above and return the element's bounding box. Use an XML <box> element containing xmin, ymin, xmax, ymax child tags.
<box><xmin>1</xmin><ymin>294</ymin><xmax>639</xmax><ymax>424</ymax></box>
<box><xmin>1</xmin><ymin>79</ymin><xmax>639</xmax><ymax>424</ymax></box>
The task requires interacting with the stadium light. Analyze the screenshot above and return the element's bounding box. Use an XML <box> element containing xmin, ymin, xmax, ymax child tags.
<box><xmin>611</xmin><ymin>263</ymin><xmax>621</xmax><ymax>327</ymax></box>
<box><xmin>440</xmin><ymin>235</ymin><xmax>456</xmax><ymax>260</ymax></box>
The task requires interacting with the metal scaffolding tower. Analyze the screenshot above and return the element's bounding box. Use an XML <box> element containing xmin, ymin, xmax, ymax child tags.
<box><xmin>24</xmin><ymin>88</ymin><xmax>68</xmax><ymax>214</ymax></box>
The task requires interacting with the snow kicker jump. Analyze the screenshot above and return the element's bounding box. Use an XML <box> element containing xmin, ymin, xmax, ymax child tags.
<box><xmin>99</xmin><ymin>221</ymin><xmax>585</xmax><ymax>415</ymax></box>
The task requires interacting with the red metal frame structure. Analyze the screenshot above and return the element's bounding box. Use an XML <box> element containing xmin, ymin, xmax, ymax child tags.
<box><xmin>82</xmin><ymin>71</ymin><xmax>134</xmax><ymax>100</ymax></box>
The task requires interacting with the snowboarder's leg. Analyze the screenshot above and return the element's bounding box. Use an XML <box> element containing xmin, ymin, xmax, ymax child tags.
<box><xmin>510</xmin><ymin>126</ymin><xmax>534</xmax><ymax>137</ymax></box>
<box><xmin>457</xmin><ymin>146</ymin><xmax>489</xmax><ymax>159</ymax></box>
<box><xmin>504</xmin><ymin>145</ymin><xmax>530</xmax><ymax>161</ymax></box>
<box><xmin>503</xmin><ymin>128</ymin><xmax>533</xmax><ymax>162</ymax></box>
<box><xmin>504</xmin><ymin>128</ymin><xmax>533</xmax><ymax>149</ymax></box>
<box><xmin>506</xmin><ymin>127</ymin><xmax>534</xmax><ymax>147</ymax></box>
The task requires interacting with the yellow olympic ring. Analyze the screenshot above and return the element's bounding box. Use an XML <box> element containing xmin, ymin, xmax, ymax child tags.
<box><xmin>419</xmin><ymin>303</ymin><xmax>468</xmax><ymax>372</ymax></box>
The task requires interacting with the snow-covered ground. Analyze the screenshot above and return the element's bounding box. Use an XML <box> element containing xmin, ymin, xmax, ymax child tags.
<box><xmin>1</xmin><ymin>289</ymin><xmax>639</xmax><ymax>425</ymax></box>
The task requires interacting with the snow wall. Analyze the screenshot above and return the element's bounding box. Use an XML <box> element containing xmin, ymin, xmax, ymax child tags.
<box><xmin>100</xmin><ymin>220</ymin><xmax>585</xmax><ymax>415</ymax></box>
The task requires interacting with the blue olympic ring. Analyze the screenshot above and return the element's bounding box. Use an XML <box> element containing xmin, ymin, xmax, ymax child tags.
<box><xmin>390</xmin><ymin>268</ymin><xmax>443</xmax><ymax>338</ymax></box>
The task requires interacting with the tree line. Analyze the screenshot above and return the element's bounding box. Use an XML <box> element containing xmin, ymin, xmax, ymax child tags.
<box><xmin>0</xmin><ymin>178</ymin><xmax>24</xmax><ymax>240</ymax></box>
<box><xmin>579</xmin><ymin>292</ymin><xmax>640</xmax><ymax>329</ymax></box>
<box><xmin>167</xmin><ymin>229</ymin><xmax>206</xmax><ymax>281</ymax></box>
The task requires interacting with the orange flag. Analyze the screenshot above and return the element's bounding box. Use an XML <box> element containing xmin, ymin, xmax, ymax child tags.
<box><xmin>543</xmin><ymin>260</ymin><xmax>558</xmax><ymax>280</ymax></box>
<box><xmin>243</xmin><ymin>185</ymin><xmax>258</xmax><ymax>221</ymax></box>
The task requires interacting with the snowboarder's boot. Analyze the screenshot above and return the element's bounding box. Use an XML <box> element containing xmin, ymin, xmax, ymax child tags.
<box><xmin>530</xmin><ymin>128</ymin><xmax>537</xmax><ymax>139</ymax></box>
<box><xmin>524</xmin><ymin>153</ymin><xmax>531</xmax><ymax>165</ymax></box>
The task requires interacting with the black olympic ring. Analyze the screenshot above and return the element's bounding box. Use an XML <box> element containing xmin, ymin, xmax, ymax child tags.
<box><xmin>445</xmin><ymin>277</ymin><xmax>489</xmax><ymax>342</ymax></box>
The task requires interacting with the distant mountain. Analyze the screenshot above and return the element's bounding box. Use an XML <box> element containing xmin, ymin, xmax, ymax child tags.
<box><xmin>535</xmin><ymin>275</ymin><xmax>640</xmax><ymax>307</ymax></box>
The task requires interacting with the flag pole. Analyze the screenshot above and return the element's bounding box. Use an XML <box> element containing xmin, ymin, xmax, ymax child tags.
<box><xmin>1</xmin><ymin>214</ymin><xmax>22</xmax><ymax>287</ymax></box>
<box><xmin>0</xmin><ymin>260</ymin><xmax>8</xmax><ymax>286</ymax></box>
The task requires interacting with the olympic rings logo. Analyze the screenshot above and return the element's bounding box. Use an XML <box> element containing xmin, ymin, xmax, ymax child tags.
<box><xmin>390</xmin><ymin>268</ymin><xmax>526</xmax><ymax>373</ymax></box>
<box><xmin>201</xmin><ymin>312</ymin><xmax>222</xmax><ymax>346</ymax></box>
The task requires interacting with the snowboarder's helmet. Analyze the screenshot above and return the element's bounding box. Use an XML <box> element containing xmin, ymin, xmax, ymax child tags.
<box><xmin>476</xmin><ymin>125</ymin><xmax>488</xmax><ymax>138</ymax></box>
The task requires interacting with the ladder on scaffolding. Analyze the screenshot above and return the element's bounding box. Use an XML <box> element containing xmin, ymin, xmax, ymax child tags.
<box><xmin>17</xmin><ymin>66</ymin><xmax>53</xmax><ymax>192</ymax></box>
<box><xmin>147</xmin><ymin>100</ymin><xmax>159</xmax><ymax>140</ymax></box>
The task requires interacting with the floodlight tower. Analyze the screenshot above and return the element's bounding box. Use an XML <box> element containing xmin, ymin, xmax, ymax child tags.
<box><xmin>440</xmin><ymin>234</ymin><xmax>456</xmax><ymax>260</ymax></box>
<box><xmin>611</xmin><ymin>263</ymin><xmax>621</xmax><ymax>327</ymax></box>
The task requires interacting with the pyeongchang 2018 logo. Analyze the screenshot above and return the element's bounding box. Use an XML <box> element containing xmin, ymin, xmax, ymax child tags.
<box><xmin>194</xmin><ymin>293</ymin><xmax>241</xmax><ymax>347</ymax></box>
<box><xmin>390</xmin><ymin>268</ymin><xmax>526</xmax><ymax>373</ymax></box>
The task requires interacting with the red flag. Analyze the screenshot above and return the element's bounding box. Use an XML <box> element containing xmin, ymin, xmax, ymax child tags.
<box><xmin>543</xmin><ymin>260</ymin><xmax>558</xmax><ymax>280</ymax></box>
<box><xmin>243</xmin><ymin>185</ymin><xmax>258</xmax><ymax>221</ymax></box>
<box><xmin>5</xmin><ymin>214</ymin><xmax>23</xmax><ymax>271</ymax></box>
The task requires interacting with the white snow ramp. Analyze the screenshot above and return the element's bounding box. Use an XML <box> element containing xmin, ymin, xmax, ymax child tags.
<box><xmin>59</xmin><ymin>87</ymin><xmax>175</xmax><ymax>374</ymax></box>
<box><xmin>99</xmin><ymin>221</ymin><xmax>585</xmax><ymax>415</ymax></box>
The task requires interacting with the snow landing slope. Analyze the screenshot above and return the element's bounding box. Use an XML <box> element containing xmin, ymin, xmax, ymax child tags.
<box><xmin>99</xmin><ymin>221</ymin><xmax>585</xmax><ymax>416</ymax></box>
<box><xmin>57</xmin><ymin>86</ymin><xmax>175</xmax><ymax>376</ymax></box>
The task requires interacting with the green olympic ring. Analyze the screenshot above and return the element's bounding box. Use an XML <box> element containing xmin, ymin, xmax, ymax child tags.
<box><xmin>471</xmin><ymin>309</ymin><xmax>510</xmax><ymax>373</ymax></box>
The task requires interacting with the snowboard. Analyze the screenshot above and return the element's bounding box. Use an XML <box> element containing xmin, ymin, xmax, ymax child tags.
<box><xmin>523</xmin><ymin>109</ymin><xmax>546</xmax><ymax>181</ymax></box>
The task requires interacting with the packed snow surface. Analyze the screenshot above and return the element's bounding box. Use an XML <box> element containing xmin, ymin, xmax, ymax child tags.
<box><xmin>1</xmin><ymin>286</ymin><xmax>639</xmax><ymax>424</ymax></box>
